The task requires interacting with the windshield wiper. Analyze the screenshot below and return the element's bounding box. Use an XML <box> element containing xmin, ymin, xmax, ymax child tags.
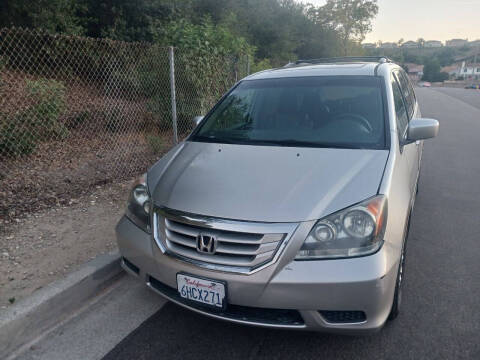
<box><xmin>193</xmin><ymin>135</ymin><xmax>263</xmax><ymax>145</ymax></box>
<box><xmin>254</xmin><ymin>139</ymin><xmax>367</xmax><ymax>149</ymax></box>
<box><xmin>193</xmin><ymin>136</ymin><xmax>367</xmax><ymax>149</ymax></box>
<box><xmin>193</xmin><ymin>135</ymin><xmax>238</xmax><ymax>144</ymax></box>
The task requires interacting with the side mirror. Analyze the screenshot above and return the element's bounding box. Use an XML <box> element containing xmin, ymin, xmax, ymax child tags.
<box><xmin>192</xmin><ymin>116</ymin><xmax>204</xmax><ymax>127</ymax></box>
<box><xmin>407</xmin><ymin>118</ymin><xmax>439</xmax><ymax>142</ymax></box>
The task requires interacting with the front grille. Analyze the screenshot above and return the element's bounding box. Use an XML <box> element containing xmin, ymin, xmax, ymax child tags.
<box><xmin>148</xmin><ymin>275</ymin><xmax>304</xmax><ymax>326</ymax></box>
<box><xmin>154</xmin><ymin>208</ymin><xmax>297</xmax><ymax>273</ymax></box>
<box><xmin>164</xmin><ymin>218</ymin><xmax>284</xmax><ymax>267</ymax></box>
<box><xmin>319</xmin><ymin>310</ymin><xmax>366</xmax><ymax>324</ymax></box>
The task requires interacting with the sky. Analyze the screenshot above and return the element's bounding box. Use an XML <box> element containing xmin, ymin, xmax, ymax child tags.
<box><xmin>298</xmin><ymin>0</ymin><xmax>480</xmax><ymax>43</ymax></box>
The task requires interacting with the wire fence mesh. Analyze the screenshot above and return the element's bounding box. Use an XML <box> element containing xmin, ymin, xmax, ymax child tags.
<box><xmin>0</xmin><ymin>27</ymin><xmax>248</xmax><ymax>221</ymax></box>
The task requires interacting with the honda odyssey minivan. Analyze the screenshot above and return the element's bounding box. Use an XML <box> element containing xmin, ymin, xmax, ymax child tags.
<box><xmin>116</xmin><ymin>57</ymin><xmax>439</xmax><ymax>333</ymax></box>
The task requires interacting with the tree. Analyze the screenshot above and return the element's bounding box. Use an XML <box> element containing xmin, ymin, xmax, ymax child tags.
<box><xmin>310</xmin><ymin>0</ymin><xmax>379</xmax><ymax>55</ymax></box>
<box><xmin>417</xmin><ymin>38</ymin><xmax>425</xmax><ymax>48</ymax></box>
<box><xmin>0</xmin><ymin>0</ymin><xmax>363</xmax><ymax>64</ymax></box>
<box><xmin>422</xmin><ymin>58</ymin><xmax>449</xmax><ymax>82</ymax></box>
<box><xmin>436</xmin><ymin>47</ymin><xmax>455</xmax><ymax>66</ymax></box>
<box><xmin>0</xmin><ymin>0</ymin><xmax>87</xmax><ymax>35</ymax></box>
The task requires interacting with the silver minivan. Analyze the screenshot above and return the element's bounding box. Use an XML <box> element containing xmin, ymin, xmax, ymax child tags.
<box><xmin>116</xmin><ymin>57</ymin><xmax>439</xmax><ymax>333</ymax></box>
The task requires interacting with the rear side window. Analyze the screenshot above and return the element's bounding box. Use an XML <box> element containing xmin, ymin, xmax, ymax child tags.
<box><xmin>392</xmin><ymin>77</ymin><xmax>409</xmax><ymax>139</ymax></box>
<box><xmin>395</xmin><ymin>70</ymin><xmax>416</xmax><ymax>118</ymax></box>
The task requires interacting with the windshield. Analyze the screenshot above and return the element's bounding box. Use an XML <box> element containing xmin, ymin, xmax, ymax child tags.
<box><xmin>191</xmin><ymin>76</ymin><xmax>387</xmax><ymax>149</ymax></box>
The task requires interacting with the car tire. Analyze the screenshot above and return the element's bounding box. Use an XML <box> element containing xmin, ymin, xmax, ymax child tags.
<box><xmin>416</xmin><ymin>172</ymin><xmax>420</xmax><ymax>194</ymax></box>
<box><xmin>388</xmin><ymin>247</ymin><xmax>405</xmax><ymax>320</ymax></box>
<box><xmin>388</xmin><ymin>212</ymin><xmax>411</xmax><ymax>321</ymax></box>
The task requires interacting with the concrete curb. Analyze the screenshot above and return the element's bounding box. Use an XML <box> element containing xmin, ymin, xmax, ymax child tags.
<box><xmin>0</xmin><ymin>250</ymin><xmax>124</xmax><ymax>358</ymax></box>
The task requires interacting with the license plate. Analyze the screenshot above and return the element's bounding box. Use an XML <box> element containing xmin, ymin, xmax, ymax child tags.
<box><xmin>177</xmin><ymin>273</ymin><xmax>226</xmax><ymax>309</ymax></box>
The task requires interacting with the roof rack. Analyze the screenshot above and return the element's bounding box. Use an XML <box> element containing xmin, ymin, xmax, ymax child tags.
<box><xmin>285</xmin><ymin>56</ymin><xmax>393</xmax><ymax>67</ymax></box>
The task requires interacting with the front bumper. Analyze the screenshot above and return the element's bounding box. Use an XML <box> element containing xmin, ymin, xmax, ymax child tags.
<box><xmin>116</xmin><ymin>215</ymin><xmax>399</xmax><ymax>333</ymax></box>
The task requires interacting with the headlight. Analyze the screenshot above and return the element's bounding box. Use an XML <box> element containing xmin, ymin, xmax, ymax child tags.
<box><xmin>296</xmin><ymin>195</ymin><xmax>387</xmax><ymax>260</ymax></box>
<box><xmin>125</xmin><ymin>173</ymin><xmax>151</xmax><ymax>233</ymax></box>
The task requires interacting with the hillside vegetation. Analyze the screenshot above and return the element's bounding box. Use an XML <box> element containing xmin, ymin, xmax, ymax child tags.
<box><xmin>366</xmin><ymin>45</ymin><xmax>477</xmax><ymax>67</ymax></box>
<box><xmin>0</xmin><ymin>0</ymin><xmax>379</xmax><ymax>67</ymax></box>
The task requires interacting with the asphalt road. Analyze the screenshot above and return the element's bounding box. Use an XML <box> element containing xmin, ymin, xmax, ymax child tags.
<box><xmin>100</xmin><ymin>88</ymin><xmax>480</xmax><ymax>360</ymax></box>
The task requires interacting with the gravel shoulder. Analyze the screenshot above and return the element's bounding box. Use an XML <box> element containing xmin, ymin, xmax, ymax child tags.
<box><xmin>0</xmin><ymin>180</ymin><xmax>131</xmax><ymax>309</ymax></box>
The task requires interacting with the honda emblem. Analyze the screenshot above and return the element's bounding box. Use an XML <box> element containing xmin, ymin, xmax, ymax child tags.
<box><xmin>196</xmin><ymin>234</ymin><xmax>217</xmax><ymax>254</ymax></box>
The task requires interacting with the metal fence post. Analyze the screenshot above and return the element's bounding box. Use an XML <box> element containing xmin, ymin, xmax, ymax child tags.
<box><xmin>246</xmin><ymin>55</ymin><xmax>250</xmax><ymax>75</ymax></box>
<box><xmin>169</xmin><ymin>46</ymin><xmax>178</xmax><ymax>144</ymax></box>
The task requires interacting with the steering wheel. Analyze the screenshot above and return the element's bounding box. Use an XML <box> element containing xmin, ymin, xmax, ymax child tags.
<box><xmin>330</xmin><ymin>113</ymin><xmax>373</xmax><ymax>133</ymax></box>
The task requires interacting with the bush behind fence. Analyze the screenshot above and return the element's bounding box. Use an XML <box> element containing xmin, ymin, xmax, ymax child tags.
<box><xmin>0</xmin><ymin>27</ymin><xmax>248</xmax><ymax>220</ymax></box>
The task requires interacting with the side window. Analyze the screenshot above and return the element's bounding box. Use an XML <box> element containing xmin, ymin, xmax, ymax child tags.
<box><xmin>392</xmin><ymin>76</ymin><xmax>409</xmax><ymax>140</ymax></box>
<box><xmin>395</xmin><ymin>70</ymin><xmax>415</xmax><ymax>118</ymax></box>
<box><xmin>401</xmin><ymin>70</ymin><xmax>417</xmax><ymax>115</ymax></box>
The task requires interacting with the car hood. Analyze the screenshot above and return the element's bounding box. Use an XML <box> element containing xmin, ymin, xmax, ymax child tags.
<box><xmin>148</xmin><ymin>141</ymin><xmax>389</xmax><ymax>223</ymax></box>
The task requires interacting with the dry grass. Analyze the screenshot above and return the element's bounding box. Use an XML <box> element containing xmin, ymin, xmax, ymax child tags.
<box><xmin>0</xmin><ymin>69</ymin><xmax>174</xmax><ymax>224</ymax></box>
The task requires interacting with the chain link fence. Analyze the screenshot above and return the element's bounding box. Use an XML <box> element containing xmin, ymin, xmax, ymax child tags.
<box><xmin>0</xmin><ymin>27</ymin><xmax>249</xmax><ymax>221</ymax></box>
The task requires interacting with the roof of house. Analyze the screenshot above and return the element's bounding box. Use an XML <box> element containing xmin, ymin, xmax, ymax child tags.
<box><xmin>442</xmin><ymin>63</ymin><xmax>480</xmax><ymax>72</ymax></box>
<box><xmin>380</xmin><ymin>42</ymin><xmax>397</xmax><ymax>48</ymax></box>
<box><xmin>441</xmin><ymin>65</ymin><xmax>458</xmax><ymax>73</ymax></box>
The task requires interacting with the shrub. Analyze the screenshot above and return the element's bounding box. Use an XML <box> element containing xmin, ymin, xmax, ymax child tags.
<box><xmin>251</xmin><ymin>58</ymin><xmax>273</xmax><ymax>73</ymax></box>
<box><xmin>0</xmin><ymin>56</ymin><xmax>4</xmax><ymax>89</ymax></box>
<box><xmin>145</xmin><ymin>134</ymin><xmax>163</xmax><ymax>154</ymax></box>
<box><xmin>146</xmin><ymin>94</ymin><xmax>172</xmax><ymax>130</ymax></box>
<box><xmin>148</xmin><ymin>19</ymin><xmax>253</xmax><ymax>134</ymax></box>
<box><xmin>67</xmin><ymin>110</ymin><xmax>91</xmax><ymax>129</ymax></box>
<box><xmin>105</xmin><ymin>108</ymin><xmax>125</xmax><ymax>133</ymax></box>
<box><xmin>0</xmin><ymin>78</ymin><xmax>68</xmax><ymax>157</ymax></box>
<box><xmin>26</xmin><ymin>79</ymin><xmax>69</xmax><ymax>139</ymax></box>
<box><xmin>0</xmin><ymin>112</ymin><xmax>37</xmax><ymax>157</ymax></box>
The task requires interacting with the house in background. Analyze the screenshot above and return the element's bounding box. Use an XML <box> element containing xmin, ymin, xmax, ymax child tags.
<box><xmin>362</xmin><ymin>43</ymin><xmax>377</xmax><ymax>49</ymax></box>
<box><xmin>404</xmin><ymin>63</ymin><xmax>424</xmax><ymax>82</ymax></box>
<box><xmin>443</xmin><ymin>62</ymin><xmax>480</xmax><ymax>79</ymax></box>
<box><xmin>459</xmin><ymin>62</ymin><xmax>480</xmax><ymax>79</ymax></box>
<box><xmin>441</xmin><ymin>65</ymin><xmax>459</xmax><ymax>78</ymax></box>
<box><xmin>380</xmin><ymin>42</ymin><xmax>397</xmax><ymax>49</ymax></box>
<box><xmin>425</xmin><ymin>40</ymin><xmax>443</xmax><ymax>48</ymax></box>
<box><xmin>402</xmin><ymin>41</ymin><xmax>418</xmax><ymax>48</ymax></box>
<box><xmin>446</xmin><ymin>39</ymin><xmax>468</xmax><ymax>47</ymax></box>
<box><xmin>469</xmin><ymin>40</ymin><xmax>480</xmax><ymax>47</ymax></box>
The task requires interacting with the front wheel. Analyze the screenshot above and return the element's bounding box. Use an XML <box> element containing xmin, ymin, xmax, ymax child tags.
<box><xmin>388</xmin><ymin>214</ymin><xmax>411</xmax><ymax>321</ymax></box>
<box><xmin>388</xmin><ymin>245</ymin><xmax>406</xmax><ymax>320</ymax></box>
